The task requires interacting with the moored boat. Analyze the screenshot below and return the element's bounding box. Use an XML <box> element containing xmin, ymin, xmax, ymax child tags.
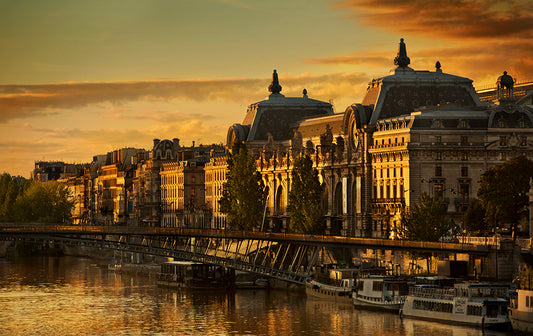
<box><xmin>509</xmin><ymin>288</ymin><xmax>533</xmax><ymax>333</ymax></box>
<box><xmin>305</xmin><ymin>278</ymin><xmax>354</xmax><ymax>303</ymax></box>
<box><xmin>400</xmin><ymin>282</ymin><xmax>511</xmax><ymax>330</ymax></box>
<box><xmin>158</xmin><ymin>261</ymin><xmax>235</xmax><ymax>289</ymax></box>
<box><xmin>353</xmin><ymin>275</ymin><xmax>409</xmax><ymax>311</ymax></box>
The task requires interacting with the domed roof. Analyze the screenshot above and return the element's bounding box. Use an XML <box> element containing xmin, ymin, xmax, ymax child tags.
<box><xmin>153</xmin><ymin>139</ymin><xmax>175</xmax><ymax>160</ymax></box>
<box><xmin>237</xmin><ymin>70</ymin><xmax>334</xmax><ymax>142</ymax></box>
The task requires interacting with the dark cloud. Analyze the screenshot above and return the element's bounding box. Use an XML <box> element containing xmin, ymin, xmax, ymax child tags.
<box><xmin>334</xmin><ymin>0</ymin><xmax>533</xmax><ymax>39</ymax></box>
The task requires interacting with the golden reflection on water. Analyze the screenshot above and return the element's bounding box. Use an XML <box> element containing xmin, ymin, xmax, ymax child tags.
<box><xmin>0</xmin><ymin>257</ymin><xmax>513</xmax><ymax>336</ymax></box>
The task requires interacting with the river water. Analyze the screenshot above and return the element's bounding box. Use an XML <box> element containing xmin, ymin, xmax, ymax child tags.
<box><xmin>0</xmin><ymin>256</ymin><xmax>514</xmax><ymax>336</ymax></box>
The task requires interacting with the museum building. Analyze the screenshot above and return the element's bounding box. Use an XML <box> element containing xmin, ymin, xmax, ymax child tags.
<box><xmin>219</xmin><ymin>39</ymin><xmax>533</xmax><ymax>238</ymax></box>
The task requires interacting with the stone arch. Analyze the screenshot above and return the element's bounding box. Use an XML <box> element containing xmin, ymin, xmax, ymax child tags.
<box><xmin>226</xmin><ymin>124</ymin><xmax>250</xmax><ymax>148</ymax></box>
<box><xmin>351</xmin><ymin>179</ymin><xmax>357</xmax><ymax>214</ymax></box>
<box><xmin>334</xmin><ymin>181</ymin><xmax>343</xmax><ymax>215</ymax></box>
<box><xmin>275</xmin><ymin>185</ymin><xmax>284</xmax><ymax>215</ymax></box>
<box><xmin>321</xmin><ymin>183</ymin><xmax>328</xmax><ymax>213</ymax></box>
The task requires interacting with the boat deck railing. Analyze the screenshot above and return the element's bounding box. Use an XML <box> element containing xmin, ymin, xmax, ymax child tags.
<box><xmin>409</xmin><ymin>287</ymin><xmax>454</xmax><ymax>300</ymax></box>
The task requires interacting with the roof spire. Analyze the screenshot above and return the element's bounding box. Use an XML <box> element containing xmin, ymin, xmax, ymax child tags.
<box><xmin>394</xmin><ymin>38</ymin><xmax>410</xmax><ymax>68</ymax></box>
<box><xmin>268</xmin><ymin>69</ymin><xmax>282</xmax><ymax>94</ymax></box>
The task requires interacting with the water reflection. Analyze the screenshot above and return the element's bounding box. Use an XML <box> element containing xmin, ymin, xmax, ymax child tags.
<box><xmin>0</xmin><ymin>257</ymin><xmax>515</xmax><ymax>336</ymax></box>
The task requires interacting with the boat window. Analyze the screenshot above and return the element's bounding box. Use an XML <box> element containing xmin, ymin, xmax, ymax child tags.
<box><xmin>373</xmin><ymin>281</ymin><xmax>383</xmax><ymax>292</ymax></box>
<box><xmin>486</xmin><ymin>304</ymin><xmax>499</xmax><ymax>318</ymax></box>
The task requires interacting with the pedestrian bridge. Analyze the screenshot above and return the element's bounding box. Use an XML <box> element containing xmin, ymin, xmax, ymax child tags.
<box><xmin>0</xmin><ymin>224</ymin><xmax>492</xmax><ymax>285</ymax></box>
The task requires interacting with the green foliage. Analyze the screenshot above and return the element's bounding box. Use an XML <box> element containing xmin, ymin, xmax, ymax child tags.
<box><xmin>397</xmin><ymin>193</ymin><xmax>453</xmax><ymax>242</ymax></box>
<box><xmin>0</xmin><ymin>173</ymin><xmax>73</xmax><ymax>223</ymax></box>
<box><xmin>287</xmin><ymin>155</ymin><xmax>324</xmax><ymax>234</ymax></box>
<box><xmin>219</xmin><ymin>142</ymin><xmax>265</xmax><ymax>230</ymax></box>
<box><xmin>477</xmin><ymin>155</ymin><xmax>533</xmax><ymax>233</ymax></box>
<box><xmin>463</xmin><ymin>198</ymin><xmax>488</xmax><ymax>234</ymax></box>
<box><xmin>0</xmin><ymin>173</ymin><xmax>28</xmax><ymax>221</ymax></box>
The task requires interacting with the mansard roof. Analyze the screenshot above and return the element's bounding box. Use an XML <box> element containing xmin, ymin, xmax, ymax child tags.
<box><xmin>229</xmin><ymin>70</ymin><xmax>333</xmax><ymax>145</ymax></box>
<box><xmin>361</xmin><ymin>39</ymin><xmax>484</xmax><ymax>125</ymax></box>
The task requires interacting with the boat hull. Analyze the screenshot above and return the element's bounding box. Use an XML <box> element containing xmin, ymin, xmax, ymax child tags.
<box><xmin>401</xmin><ymin>297</ymin><xmax>511</xmax><ymax>330</ymax></box>
<box><xmin>353</xmin><ymin>296</ymin><xmax>403</xmax><ymax>312</ymax></box>
<box><xmin>305</xmin><ymin>280</ymin><xmax>352</xmax><ymax>303</ymax></box>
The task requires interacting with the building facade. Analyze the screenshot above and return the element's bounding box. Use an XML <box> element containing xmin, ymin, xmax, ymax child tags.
<box><xmin>223</xmin><ymin>39</ymin><xmax>533</xmax><ymax>238</ymax></box>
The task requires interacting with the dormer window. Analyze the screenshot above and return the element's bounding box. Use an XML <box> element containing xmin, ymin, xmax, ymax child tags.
<box><xmin>460</xmin><ymin>120</ymin><xmax>469</xmax><ymax>128</ymax></box>
<box><xmin>433</xmin><ymin>119</ymin><xmax>442</xmax><ymax>128</ymax></box>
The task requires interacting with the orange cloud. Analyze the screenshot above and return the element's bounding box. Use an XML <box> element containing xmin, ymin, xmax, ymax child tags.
<box><xmin>334</xmin><ymin>0</ymin><xmax>533</xmax><ymax>39</ymax></box>
<box><xmin>305</xmin><ymin>39</ymin><xmax>533</xmax><ymax>88</ymax></box>
<box><xmin>0</xmin><ymin>72</ymin><xmax>370</xmax><ymax>123</ymax></box>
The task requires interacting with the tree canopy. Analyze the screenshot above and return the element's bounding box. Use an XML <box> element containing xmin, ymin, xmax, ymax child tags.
<box><xmin>287</xmin><ymin>155</ymin><xmax>324</xmax><ymax>234</ymax></box>
<box><xmin>0</xmin><ymin>173</ymin><xmax>73</xmax><ymax>223</ymax></box>
<box><xmin>397</xmin><ymin>193</ymin><xmax>453</xmax><ymax>242</ymax></box>
<box><xmin>477</xmin><ymin>155</ymin><xmax>533</xmax><ymax>235</ymax></box>
<box><xmin>462</xmin><ymin>198</ymin><xmax>488</xmax><ymax>235</ymax></box>
<box><xmin>219</xmin><ymin>142</ymin><xmax>265</xmax><ymax>231</ymax></box>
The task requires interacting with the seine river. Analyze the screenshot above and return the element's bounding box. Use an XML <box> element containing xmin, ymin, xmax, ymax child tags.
<box><xmin>0</xmin><ymin>256</ymin><xmax>514</xmax><ymax>336</ymax></box>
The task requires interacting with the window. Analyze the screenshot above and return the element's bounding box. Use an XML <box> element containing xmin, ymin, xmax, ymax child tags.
<box><xmin>434</xmin><ymin>120</ymin><xmax>442</xmax><ymax>128</ymax></box>
<box><xmin>435</xmin><ymin>166</ymin><xmax>442</xmax><ymax>177</ymax></box>
<box><xmin>435</xmin><ymin>136</ymin><xmax>442</xmax><ymax>144</ymax></box>
<box><xmin>436</xmin><ymin>152</ymin><xmax>442</xmax><ymax>160</ymax></box>
<box><xmin>400</xmin><ymin>167</ymin><xmax>403</xmax><ymax>177</ymax></box>
<box><xmin>460</xmin><ymin>183</ymin><xmax>469</xmax><ymax>202</ymax></box>
<box><xmin>460</xmin><ymin>120</ymin><xmax>468</xmax><ymax>128</ymax></box>
<box><xmin>521</xmin><ymin>136</ymin><xmax>527</xmax><ymax>146</ymax></box>
<box><xmin>461</xmin><ymin>136</ymin><xmax>468</xmax><ymax>145</ymax></box>
<box><xmin>498</xmin><ymin>119</ymin><xmax>505</xmax><ymax>128</ymax></box>
<box><xmin>500</xmin><ymin>136</ymin><xmax>507</xmax><ymax>146</ymax></box>
<box><xmin>461</xmin><ymin>152</ymin><xmax>468</xmax><ymax>161</ymax></box>
<box><xmin>499</xmin><ymin>152</ymin><xmax>506</xmax><ymax>161</ymax></box>
<box><xmin>434</xmin><ymin>184</ymin><xmax>443</xmax><ymax>200</ymax></box>
<box><xmin>461</xmin><ymin>166</ymin><xmax>468</xmax><ymax>177</ymax></box>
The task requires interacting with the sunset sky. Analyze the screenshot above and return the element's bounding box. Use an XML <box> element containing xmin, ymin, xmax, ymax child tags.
<box><xmin>1</xmin><ymin>0</ymin><xmax>532</xmax><ymax>177</ymax></box>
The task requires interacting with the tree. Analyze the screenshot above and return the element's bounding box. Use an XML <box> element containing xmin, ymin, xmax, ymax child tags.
<box><xmin>477</xmin><ymin>155</ymin><xmax>533</xmax><ymax>237</ymax></box>
<box><xmin>287</xmin><ymin>155</ymin><xmax>324</xmax><ymax>234</ymax></box>
<box><xmin>463</xmin><ymin>198</ymin><xmax>488</xmax><ymax>235</ymax></box>
<box><xmin>397</xmin><ymin>193</ymin><xmax>452</xmax><ymax>242</ymax></box>
<box><xmin>397</xmin><ymin>193</ymin><xmax>453</xmax><ymax>272</ymax></box>
<box><xmin>12</xmin><ymin>181</ymin><xmax>74</xmax><ymax>223</ymax></box>
<box><xmin>0</xmin><ymin>173</ymin><xmax>21</xmax><ymax>221</ymax></box>
<box><xmin>219</xmin><ymin>142</ymin><xmax>265</xmax><ymax>230</ymax></box>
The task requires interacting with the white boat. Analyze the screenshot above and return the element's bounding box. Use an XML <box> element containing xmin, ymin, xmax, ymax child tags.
<box><xmin>400</xmin><ymin>283</ymin><xmax>511</xmax><ymax>330</ymax></box>
<box><xmin>305</xmin><ymin>278</ymin><xmax>354</xmax><ymax>303</ymax></box>
<box><xmin>509</xmin><ymin>288</ymin><xmax>533</xmax><ymax>333</ymax></box>
<box><xmin>352</xmin><ymin>275</ymin><xmax>409</xmax><ymax>311</ymax></box>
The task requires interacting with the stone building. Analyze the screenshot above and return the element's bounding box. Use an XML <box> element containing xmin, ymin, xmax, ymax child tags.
<box><xmin>222</xmin><ymin>39</ymin><xmax>533</xmax><ymax>238</ymax></box>
<box><xmin>204</xmin><ymin>155</ymin><xmax>228</xmax><ymax>229</ymax></box>
<box><xmin>92</xmin><ymin>148</ymin><xmax>146</xmax><ymax>226</ymax></box>
<box><xmin>160</xmin><ymin>158</ymin><xmax>210</xmax><ymax>228</ymax></box>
